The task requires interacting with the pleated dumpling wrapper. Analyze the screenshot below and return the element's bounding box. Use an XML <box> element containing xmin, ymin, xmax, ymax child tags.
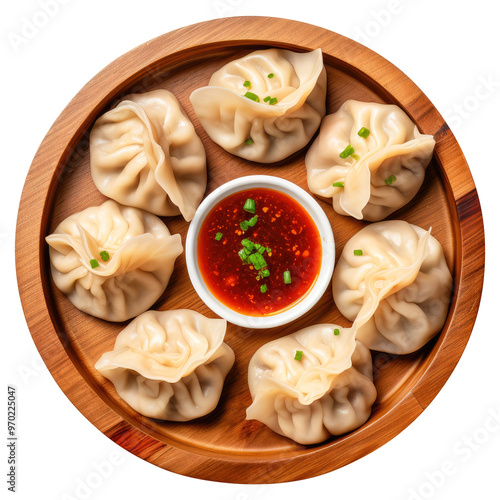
<box><xmin>90</xmin><ymin>89</ymin><xmax>207</xmax><ymax>221</ymax></box>
<box><xmin>45</xmin><ymin>200</ymin><xmax>183</xmax><ymax>322</ymax></box>
<box><xmin>246</xmin><ymin>324</ymin><xmax>377</xmax><ymax>445</ymax></box>
<box><xmin>306</xmin><ymin>100</ymin><xmax>435</xmax><ymax>221</ymax></box>
<box><xmin>190</xmin><ymin>48</ymin><xmax>327</xmax><ymax>163</ymax></box>
<box><xmin>95</xmin><ymin>310</ymin><xmax>235</xmax><ymax>421</ymax></box>
<box><xmin>333</xmin><ymin>220</ymin><xmax>453</xmax><ymax>354</ymax></box>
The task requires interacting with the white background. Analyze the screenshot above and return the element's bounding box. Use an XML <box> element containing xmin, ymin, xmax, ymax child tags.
<box><xmin>2</xmin><ymin>1</ymin><xmax>499</xmax><ymax>499</ymax></box>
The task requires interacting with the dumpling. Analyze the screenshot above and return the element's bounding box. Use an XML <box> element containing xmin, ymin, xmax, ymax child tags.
<box><xmin>332</xmin><ymin>220</ymin><xmax>453</xmax><ymax>354</ymax></box>
<box><xmin>305</xmin><ymin>100</ymin><xmax>435</xmax><ymax>221</ymax></box>
<box><xmin>246</xmin><ymin>324</ymin><xmax>376</xmax><ymax>444</ymax></box>
<box><xmin>95</xmin><ymin>310</ymin><xmax>235</xmax><ymax>421</ymax></box>
<box><xmin>45</xmin><ymin>200</ymin><xmax>183</xmax><ymax>322</ymax></box>
<box><xmin>89</xmin><ymin>89</ymin><xmax>207</xmax><ymax>221</ymax></box>
<box><xmin>190</xmin><ymin>48</ymin><xmax>327</xmax><ymax>163</ymax></box>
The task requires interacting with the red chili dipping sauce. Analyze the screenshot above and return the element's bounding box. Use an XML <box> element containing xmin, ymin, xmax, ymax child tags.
<box><xmin>197</xmin><ymin>188</ymin><xmax>322</xmax><ymax>316</ymax></box>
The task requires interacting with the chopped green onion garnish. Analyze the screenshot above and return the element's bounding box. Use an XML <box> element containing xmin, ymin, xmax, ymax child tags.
<box><xmin>264</xmin><ymin>96</ymin><xmax>271</xmax><ymax>102</ymax></box>
<box><xmin>260</xmin><ymin>284</ymin><xmax>267</xmax><ymax>293</ymax></box>
<box><xmin>294</xmin><ymin>350</ymin><xmax>303</xmax><ymax>361</ymax></box>
<box><xmin>247</xmin><ymin>215</ymin><xmax>258</xmax><ymax>227</ymax></box>
<box><xmin>353</xmin><ymin>249</ymin><xmax>363</xmax><ymax>256</ymax></box>
<box><xmin>334</xmin><ymin>328</ymin><xmax>340</xmax><ymax>336</ymax></box>
<box><xmin>238</xmin><ymin>248</ymin><xmax>248</xmax><ymax>261</ymax></box>
<box><xmin>257</xmin><ymin>253</ymin><xmax>267</xmax><ymax>267</ymax></box>
<box><xmin>340</xmin><ymin>144</ymin><xmax>355</xmax><ymax>159</ymax></box>
<box><xmin>100</xmin><ymin>251</ymin><xmax>110</xmax><ymax>262</ymax></box>
<box><xmin>358</xmin><ymin>127</ymin><xmax>371</xmax><ymax>138</ymax></box>
<box><xmin>385</xmin><ymin>174</ymin><xmax>397</xmax><ymax>185</ymax></box>
<box><xmin>249</xmin><ymin>252</ymin><xmax>267</xmax><ymax>270</ymax></box>
<box><xmin>254</xmin><ymin>243</ymin><xmax>265</xmax><ymax>254</ymax></box>
<box><xmin>351</xmin><ymin>153</ymin><xmax>360</xmax><ymax>160</ymax></box>
<box><xmin>215</xmin><ymin>232</ymin><xmax>223</xmax><ymax>241</ymax></box>
<box><xmin>243</xmin><ymin>198</ymin><xmax>256</xmax><ymax>213</ymax></box>
<box><xmin>268</xmin><ymin>73</ymin><xmax>274</xmax><ymax>78</ymax></box>
<box><xmin>239</xmin><ymin>238</ymin><xmax>271</xmax><ymax>282</ymax></box>
<box><xmin>247</xmin><ymin>253</ymin><xmax>258</xmax><ymax>268</ymax></box>
<box><xmin>241</xmin><ymin>239</ymin><xmax>254</xmax><ymax>251</ymax></box>
<box><xmin>90</xmin><ymin>258</ymin><xmax>99</xmax><ymax>269</ymax></box>
<box><xmin>240</xmin><ymin>215</ymin><xmax>258</xmax><ymax>231</ymax></box>
<box><xmin>269</xmin><ymin>97</ymin><xmax>278</xmax><ymax>105</ymax></box>
<box><xmin>266</xmin><ymin>247</ymin><xmax>272</xmax><ymax>253</ymax></box>
<box><xmin>244</xmin><ymin>91</ymin><xmax>259</xmax><ymax>102</ymax></box>
<box><xmin>243</xmin><ymin>80</ymin><xmax>251</xmax><ymax>88</ymax></box>
<box><xmin>245</xmin><ymin>138</ymin><xmax>254</xmax><ymax>145</ymax></box>
<box><xmin>257</xmin><ymin>268</ymin><xmax>270</xmax><ymax>280</ymax></box>
<box><xmin>284</xmin><ymin>270</ymin><xmax>291</xmax><ymax>284</ymax></box>
<box><xmin>332</xmin><ymin>182</ymin><xmax>344</xmax><ymax>187</ymax></box>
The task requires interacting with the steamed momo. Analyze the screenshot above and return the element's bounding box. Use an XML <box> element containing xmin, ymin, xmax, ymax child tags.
<box><xmin>246</xmin><ymin>325</ymin><xmax>376</xmax><ymax>445</ymax></box>
<box><xmin>90</xmin><ymin>89</ymin><xmax>207</xmax><ymax>221</ymax></box>
<box><xmin>306</xmin><ymin>100</ymin><xmax>435</xmax><ymax>221</ymax></box>
<box><xmin>95</xmin><ymin>310</ymin><xmax>235</xmax><ymax>421</ymax></box>
<box><xmin>45</xmin><ymin>200</ymin><xmax>183</xmax><ymax>322</ymax></box>
<box><xmin>333</xmin><ymin>221</ymin><xmax>453</xmax><ymax>354</ymax></box>
<box><xmin>190</xmin><ymin>48</ymin><xmax>327</xmax><ymax>163</ymax></box>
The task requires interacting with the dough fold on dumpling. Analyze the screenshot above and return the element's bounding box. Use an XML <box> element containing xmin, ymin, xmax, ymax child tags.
<box><xmin>46</xmin><ymin>200</ymin><xmax>183</xmax><ymax>322</ymax></box>
<box><xmin>95</xmin><ymin>310</ymin><xmax>235</xmax><ymax>421</ymax></box>
<box><xmin>306</xmin><ymin>100</ymin><xmax>435</xmax><ymax>221</ymax></box>
<box><xmin>90</xmin><ymin>89</ymin><xmax>206</xmax><ymax>221</ymax></box>
<box><xmin>333</xmin><ymin>220</ymin><xmax>453</xmax><ymax>354</ymax></box>
<box><xmin>246</xmin><ymin>324</ymin><xmax>376</xmax><ymax>444</ymax></box>
<box><xmin>190</xmin><ymin>48</ymin><xmax>327</xmax><ymax>163</ymax></box>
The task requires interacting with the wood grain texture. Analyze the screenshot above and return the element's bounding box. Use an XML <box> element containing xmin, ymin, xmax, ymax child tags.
<box><xmin>15</xmin><ymin>17</ymin><xmax>484</xmax><ymax>483</ymax></box>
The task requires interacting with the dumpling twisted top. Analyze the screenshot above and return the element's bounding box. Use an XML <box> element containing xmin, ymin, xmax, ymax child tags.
<box><xmin>190</xmin><ymin>48</ymin><xmax>327</xmax><ymax>163</ymax></box>
<box><xmin>306</xmin><ymin>100</ymin><xmax>435</xmax><ymax>221</ymax></box>
<box><xmin>90</xmin><ymin>89</ymin><xmax>206</xmax><ymax>221</ymax></box>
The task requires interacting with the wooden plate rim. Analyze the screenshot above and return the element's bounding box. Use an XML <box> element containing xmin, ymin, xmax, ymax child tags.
<box><xmin>15</xmin><ymin>16</ymin><xmax>485</xmax><ymax>483</ymax></box>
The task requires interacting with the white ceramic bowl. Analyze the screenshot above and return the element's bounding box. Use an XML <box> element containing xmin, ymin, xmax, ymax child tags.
<box><xmin>186</xmin><ymin>175</ymin><xmax>334</xmax><ymax>329</ymax></box>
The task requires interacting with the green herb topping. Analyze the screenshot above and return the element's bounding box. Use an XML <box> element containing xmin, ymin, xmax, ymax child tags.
<box><xmin>215</xmin><ymin>232</ymin><xmax>223</xmax><ymax>241</ymax></box>
<box><xmin>353</xmin><ymin>249</ymin><xmax>363</xmax><ymax>256</ymax></box>
<box><xmin>284</xmin><ymin>270</ymin><xmax>292</xmax><ymax>284</ymax></box>
<box><xmin>240</xmin><ymin>214</ymin><xmax>258</xmax><ymax>232</ymax></box>
<box><xmin>358</xmin><ymin>127</ymin><xmax>370</xmax><ymax>138</ymax></box>
<box><xmin>100</xmin><ymin>251</ymin><xmax>110</xmax><ymax>262</ymax></box>
<box><xmin>243</xmin><ymin>80</ymin><xmax>251</xmax><ymax>88</ymax></box>
<box><xmin>340</xmin><ymin>144</ymin><xmax>355</xmax><ymax>159</ymax></box>
<box><xmin>294</xmin><ymin>350</ymin><xmax>303</xmax><ymax>361</ymax></box>
<box><xmin>385</xmin><ymin>174</ymin><xmax>397</xmax><ymax>185</ymax></box>
<box><xmin>332</xmin><ymin>182</ymin><xmax>344</xmax><ymax>187</ymax></box>
<box><xmin>90</xmin><ymin>258</ymin><xmax>99</xmax><ymax>269</ymax></box>
<box><xmin>244</xmin><ymin>91</ymin><xmax>259</xmax><ymax>102</ymax></box>
<box><xmin>334</xmin><ymin>328</ymin><xmax>340</xmax><ymax>336</ymax></box>
<box><xmin>245</xmin><ymin>138</ymin><xmax>254</xmax><ymax>145</ymax></box>
<box><xmin>260</xmin><ymin>284</ymin><xmax>267</xmax><ymax>293</ymax></box>
<box><xmin>267</xmin><ymin>73</ymin><xmax>274</xmax><ymax>78</ymax></box>
<box><xmin>249</xmin><ymin>215</ymin><xmax>258</xmax><ymax>227</ymax></box>
<box><xmin>243</xmin><ymin>198</ymin><xmax>256</xmax><ymax>213</ymax></box>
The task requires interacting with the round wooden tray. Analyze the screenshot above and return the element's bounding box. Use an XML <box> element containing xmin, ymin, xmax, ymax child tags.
<box><xmin>15</xmin><ymin>17</ymin><xmax>484</xmax><ymax>483</ymax></box>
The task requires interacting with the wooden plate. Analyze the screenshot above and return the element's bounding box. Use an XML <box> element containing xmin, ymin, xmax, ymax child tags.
<box><xmin>15</xmin><ymin>17</ymin><xmax>485</xmax><ymax>483</ymax></box>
